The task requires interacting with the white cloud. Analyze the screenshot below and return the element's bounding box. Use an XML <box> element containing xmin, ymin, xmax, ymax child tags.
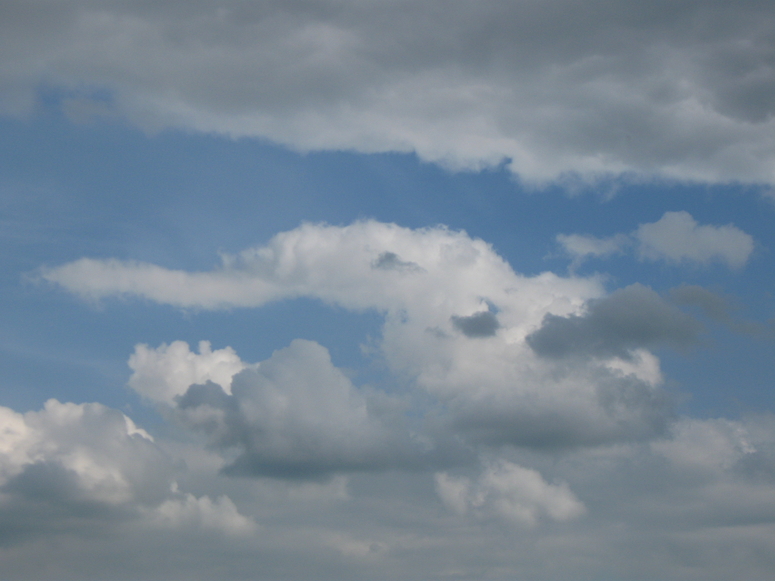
<box><xmin>0</xmin><ymin>399</ymin><xmax>253</xmax><ymax>537</ymax></box>
<box><xmin>128</xmin><ymin>340</ymin><xmax>249</xmax><ymax>403</ymax></box>
<box><xmin>0</xmin><ymin>399</ymin><xmax>168</xmax><ymax>505</ymax></box>
<box><xmin>635</xmin><ymin>211</ymin><xmax>755</xmax><ymax>268</ymax></box>
<box><xmin>558</xmin><ymin>211</ymin><xmax>755</xmax><ymax>269</ymax></box>
<box><xmin>435</xmin><ymin>460</ymin><xmax>586</xmax><ymax>525</ymax></box>
<box><xmin>3</xmin><ymin>1</ymin><xmax>775</xmax><ymax>184</ymax></box>
<box><xmin>45</xmin><ymin>221</ymin><xmax>681</xmax><ymax>450</ymax></box>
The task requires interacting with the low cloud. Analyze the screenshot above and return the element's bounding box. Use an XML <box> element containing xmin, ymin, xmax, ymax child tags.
<box><xmin>450</xmin><ymin>310</ymin><xmax>499</xmax><ymax>338</ymax></box>
<box><xmin>557</xmin><ymin>211</ymin><xmax>755</xmax><ymax>269</ymax></box>
<box><xmin>172</xmin><ymin>339</ymin><xmax>447</xmax><ymax>478</ymax></box>
<box><xmin>435</xmin><ymin>460</ymin><xmax>586</xmax><ymax>526</ymax></box>
<box><xmin>46</xmin><ymin>221</ymin><xmax>682</xmax><ymax>450</ymax></box>
<box><xmin>129</xmin><ymin>340</ymin><xmax>249</xmax><ymax>404</ymax></box>
<box><xmin>526</xmin><ymin>283</ymin><xmax>703</xmax><ymax>360</ymax></box>
<box><xmin>635</xmin><ymin>211</ymin><xmax>755</xmax><ymax>268</ymax></box>
<box><xmin>0</xmin><ymin>400</ymin><xmax>253</xmax><ymax>541</ymax></box>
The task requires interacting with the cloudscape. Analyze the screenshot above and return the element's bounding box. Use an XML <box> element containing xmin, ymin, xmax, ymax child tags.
<box><xmin>1</xmin><ymin>2</ymin><xmax>775</xmax><ymax>580</ymax></box>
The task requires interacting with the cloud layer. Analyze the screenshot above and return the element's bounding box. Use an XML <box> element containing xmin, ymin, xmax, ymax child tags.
<box><xmin>4</xmin><ymin>0</ymin><xmax>775</xmax><ymax>184</ymax></box>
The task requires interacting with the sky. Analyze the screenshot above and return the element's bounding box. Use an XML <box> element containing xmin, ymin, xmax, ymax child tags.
<box><xmin>1</xmin><ymin>1</ymin><xmax>775</xmax><ymax>580</ymax></box>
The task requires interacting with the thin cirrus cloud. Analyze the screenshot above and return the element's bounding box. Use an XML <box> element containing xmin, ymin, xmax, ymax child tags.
<box><xmin>3</xmin><ymin>0</ymin><xmax>775</xmax><ymax>184</ymax></box>
<box><xmin>557</xmin><ymin>211</ymin><xmax>755</xmax><ymax>269</ymax></box>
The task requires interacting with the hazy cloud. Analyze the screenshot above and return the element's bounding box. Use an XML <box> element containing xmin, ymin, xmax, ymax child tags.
<box><xmin>556</xmin><ymin>233</ymin><xmax>630</xmax><ymax>266</ymax></box>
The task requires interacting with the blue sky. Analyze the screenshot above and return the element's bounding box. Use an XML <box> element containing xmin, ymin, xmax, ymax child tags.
<box><xmin>1</xmin><ymin>2</ymin><xmax>775</xmax><ymax>580</ymax></box>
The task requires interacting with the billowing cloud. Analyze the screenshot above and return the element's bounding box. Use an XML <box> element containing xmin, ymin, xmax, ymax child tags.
<box><xmin>557</xmin><ymin>211</ymin><xmax>755</xmax><ymax>269</ymax></box>
<box><xmin>172</xmin><ymin>339</ymin><xmax>446</xmax><ymax>478</ymax></box>
<box><xmin>47</xmin><ymin>221</ymin><xmax>678</xmax><ymax>450</ymax></box>
<box><xmin>635</xmin><ymin>211</ymin><xmax>755</xmax><ymax>268</ymax></box>
<box><xmin>3</xmin><ymin>1</ymin><xmax>775</xmax><ymax>184</ymax></box>
<box><xmin>0</xmin><ymin>400</ymin><xmax>254</xmax><ymax>541</ymax></box>
<box><xmin>435</xmin><ymin>460</ymin><xmax>586</xmax><ymax>526</ymax></box>
<box><xmin>128</xmin><ymin>340</ymin><xmax>249</xmax><ymax>404</ymax></box>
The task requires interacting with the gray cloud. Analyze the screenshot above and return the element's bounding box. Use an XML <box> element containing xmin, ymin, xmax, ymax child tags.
<box><xmin>557</xmin><ymin>212</ymin><xmax>755</xmax><ymax>269</ymax></box>
<box><xmin>451</xmin><ymin>310</ymin><xmax>499</xmax><ymax>338</ymax></box>
<box><xmin>371</xmin><ymin>251</ymin><xmax>422</xmax><ymax>272</ymax></box>
<box><xmin>3</xmin><ymin>1</ymin><xmax>775</xmax><ymax>183</ymax></box>
<box><xmin>671</xmin><ymin>284</ymin><xmax>775</xmax><ymax>339</ymax></box>
<box><xmin>670</xmin><ymin>284</ymin><xmax>735</xmax><ymax>322</ymax></box>
<box><xmin>453</xmin><ymin>367</ymin><xmax>673</xmax><ymax>449</ymax></box>
<box><xmin>527</xmin><ymin>283</ymin><xmax>703</xmax><ymax>359</ymax></box>
<box><xmin>174</xmin><ymin>339</ymin><xmax>459</xmax><ymax>478</ymax></box>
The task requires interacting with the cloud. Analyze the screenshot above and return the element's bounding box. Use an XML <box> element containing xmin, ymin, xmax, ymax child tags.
<box><xmin>526</xmin><ymin>283</ymin><xmax>703</xmax><ymax>360</ymax></box>
<box><xmin>149</xmin><ymin>491</ymin><xmax>255</xmax><ymax>535</ymax></box>
<box><xmin>557</xmin><ymin>211</ymin><xmax>755</xmax><ymax>269</ymax></box>
<box><xmin>670</xmin><ymin>284</ymin><xmax>775</xmax><ymax>339</ymax></box>
<box><xmin>0</xmin><ymin>400</ymin><xmax>254</xmax><ymax>542</ymax></box>
<box><xmin>435</xmin><ymin>460</ymin><xmax>585</xmax><ymax>525</ymax></box>
<box><xmin>635</xmin><ymin>211</ymin><xmax>755</xmax><ymax>268</ymax></box>
<box><xmin>46</xmin><ymin>221</ymin><xmax>680</xmax><ymax>450</ymax></box>
<box><xmin>128</xmin><ymin>340</ymin><xmax>249</xmax><ymax>404</ymax></box>
<box><xmin>556</xmin><ymin>233</ymin><xmax>630</xmax><ymax>264</ymax></box>
<box><xmin>450</xmin><ymin>310</ymin><xmax>499</xmax><ymax>338</ymax></box>
<box><xmin>171</xmin><ymin>339</ymin><xmax>447</xmax><ymax>478</ymax></box>
<box><xmin>3</xmin><ymin>1</ymin><xmax>775</xmax><ymax>184</ymax></box>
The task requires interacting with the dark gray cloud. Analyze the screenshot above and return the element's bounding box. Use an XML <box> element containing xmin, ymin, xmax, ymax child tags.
<box><xmin>527</xmin><ymin>283</ymin><xmax>703</xmax><ymax>359</ymax></box>
<box><xmin>3</xmin><ymin>1</ymin><xmax>775</xmax><ymax>183</ymax></box>
<box><xmin>451</xmin><ymin>310</ymin><xmax>499</xmax><ymax>338</ymax></box>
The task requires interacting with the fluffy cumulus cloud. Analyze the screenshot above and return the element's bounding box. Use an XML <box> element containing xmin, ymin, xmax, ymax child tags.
<box><xmin>172</xmin><ymin>339</ymin><xmax>444</xmax><ymax>478</ymax></box>
<box><xmin>128</xmin><ymin>340</ymin><xmax>248</xmax><ymax>404</ymax></box>
<box><xmin>45</xmin><ymin>221</ymin><xmax>680</xmax><ymax>450</ymax></box>
<box><xmin>0</xmin><ymin>399</ymin><xmax>254</xmax><ymax>543</ymax></box>
<box><xmin>558</xmin><ymin>211</ymin><xmax>755</xmax><ymax>269</ymax></box>
<box><xmin>7</xmin><ymin>218</ymin><xmax>775</xmax><ymax>578</ymax></box>
<box><xmin>3</xmin><ymin>0</ymin><xmax>775</xmax><ymax>184</ymax></box>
